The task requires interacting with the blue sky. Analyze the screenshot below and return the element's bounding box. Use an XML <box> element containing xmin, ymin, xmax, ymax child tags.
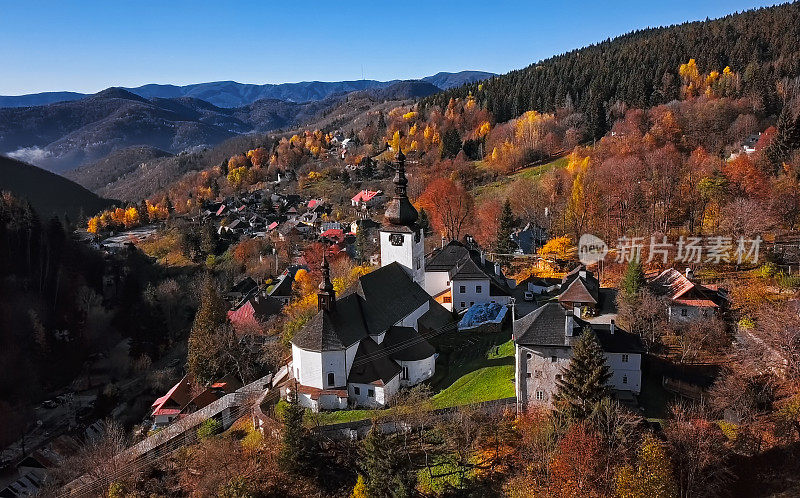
<box><xmin>0</xmin><ymin>0</ymin><xmax>785</xmax><ymax>95</ymax></box>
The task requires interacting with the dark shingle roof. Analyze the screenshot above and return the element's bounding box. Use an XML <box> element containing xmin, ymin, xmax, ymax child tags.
<box><xmin>514</xmin><ymin>303</ymin><xmax>575</xmax><ymax>346</ymax></box>
<box><xmin>426</xmin><ymin>240</ymin><xmax>471</xmax><ymax>271</ymax></box>
<box><xmin>514</xmin><ymin>302</ymin><xmax>644</xmax><ymax>353</ymax></box>
<box><xmin>347</xmin><ymin>337</ymin><xmax>402</xmax><ymax>385</ymax></box>
<box><xmin>291</xmin><ymin>294</ymin><xmax>368</xmax><ymax>351</ymax></box>
<box><xmin>342</xmin><ymin>262</ymin><xmax>433</xmax><ymax>336</ymax></box>
<box><xmin>382</xmin><ymin>326</ymin><xmax>436</xmax><ymax>361</ymax></box>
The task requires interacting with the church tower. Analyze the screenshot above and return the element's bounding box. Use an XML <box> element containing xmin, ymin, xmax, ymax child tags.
<box><xmin>380</xmin><ymin>149</ymin><xmax>425</xmax><ymax>286</ymax></box>
<box><xmin>317</xmin><ymin>250</ymin><xmax>336</xmax><ymax>312</ymax></box>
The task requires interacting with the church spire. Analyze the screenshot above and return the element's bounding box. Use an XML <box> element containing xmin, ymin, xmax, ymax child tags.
<box><xmin>317</xmin><ymin>249</ymin><xmax>335</xmax><ymax>312</ymax></box>
<box><xmin>383</xmin><ymin>148</ymin><xmax>419</xmax><ymax>226</ymax></box>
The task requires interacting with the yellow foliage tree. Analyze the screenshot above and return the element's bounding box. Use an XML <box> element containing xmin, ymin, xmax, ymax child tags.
<box><xmin>615</xmin><ymin>435</ymin><xmax>677</xmax><ymax>498</ymax></box>
<box><xmin>123</xmin><ymin>206</ymin><xmax>140</xmax><ymax>228</ymax></box>
<box><xmin>87</xmin><ymin>216</ymin><xmax>100</xmax><ymax>234</ymax></box>
<box><xmin>539</xmin><ymin>236</ymin><xmax>574</xmax><ymax>260</ymax></box>
<box><xmin>351</xmin><ymin>475</ymin><xmax>368</xmax><ymax>498</ymax></box>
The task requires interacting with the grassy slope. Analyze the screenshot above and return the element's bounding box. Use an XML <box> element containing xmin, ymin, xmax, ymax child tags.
<box><xmin>473</xmin><ymin>156</ymin><xmax>569</xmax><ymax>200</ymax></box>
<box><xmin>311</xmin><ymin>337</ymin><xmax>516</xmax><ymax>425</ymax></box>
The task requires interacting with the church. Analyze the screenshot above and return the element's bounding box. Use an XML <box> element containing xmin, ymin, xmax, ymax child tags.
<box><xmin>288</xmin><ymin>150</ymin><xmax>452</xmax><ymax>411</ymax></box>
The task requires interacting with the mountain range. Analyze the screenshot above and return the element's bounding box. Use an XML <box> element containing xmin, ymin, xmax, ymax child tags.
<box><xmin>0</xmin><ymin>72</ymin><xmax>491</xmax><ymax>174</ymax></box>
<box><xmin>0</xmin><ymin>71</ymin><xmax>493</xmax><ymax>108</ymax></box>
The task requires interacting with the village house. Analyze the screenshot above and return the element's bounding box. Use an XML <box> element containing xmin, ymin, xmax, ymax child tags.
<box><xmin>514</xmin><ymin>303</ymin><xmax>645</xmax><ymax>409</ymax></box>
<box><xmin>648</xmin><ymin>268</ymin><xmax>728</xmax><ymax>322</ymax></box>
<box><xmin>423</xmin><ymin>240</ymin><xmax>514</xmax><ymax>312</ymax></box>
<box><xmin>288</xmin><ymin>150</ymin><xmax>451</xmax><ymax>411</ymax></box>
<box><xmin>150</xmin><ymin>374</ymin><xmax>241</xmax><ymax>429</ymax></box>
<box><xmin>557</xmin><ymin>265</ymin><xmax>601</xmax><ymax>317</ymax></box>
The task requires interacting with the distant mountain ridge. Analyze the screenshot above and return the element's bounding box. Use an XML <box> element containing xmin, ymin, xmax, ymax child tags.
<box><xmin>0</xmin><ymin>71</ymin><xmax>494</xmax><ymax>108</ymax></box>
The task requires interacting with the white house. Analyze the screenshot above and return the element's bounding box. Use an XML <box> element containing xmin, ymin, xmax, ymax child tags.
<box><xmin>513</xmin><ymin>303</ymin><xmax>645</xmax><ymax>409</ymax></box>
<box><xmin>289</xmin><ymin>150</ymin><xmax>451</xmax><ymax>411</ymax></box>
<box><xmin>424</xmin><ymin>240</ymin><xmax>513</xmax><ymax>312</ymax></box>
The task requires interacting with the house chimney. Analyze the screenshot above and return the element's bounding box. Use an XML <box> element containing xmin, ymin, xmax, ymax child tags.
<box><xmin>480</xmin><ymin>251</ymin><xmax>486</xmax><ymax>265</ymax></box>
<box><xmin>495</xmin><ymin>262</ymin><xmax>502</xmax><ymax>276</ymax></box>
<box><xmin>610</xmin><ymin>319</ymin><xmax>616</xmax><ymax>335</ymax></box>
<box><xmin>565</xmin><ymin>309</ymin><xmax>574</xmax><ymax>338</ymax></box>
<box><xmin>579</xmin><ymin>268</ymin><xmax>587</xmax><ymax>279</ymax></box>
<box><xmin>685</xmin><ymin>267</ymin><xmax>694</xmax><ymax>280</ymax></box>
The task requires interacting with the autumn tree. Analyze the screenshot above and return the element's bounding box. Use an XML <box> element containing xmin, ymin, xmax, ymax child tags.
<box><xmin>539</xmin><ymin>236</ymin><xmax>574</xmax><ymax>260</ymax></box>
<box><xmin>554</xmin><ymin>328</ymin><xmax>612</xmax><ymax>419</ymax></box>
<box><xmin>417</xmin><ymin>177</ymin><xmax>474</xmax><ymax>241</ymax></box>
<box><xmin>547</xmin><ymin>422</ymin><xmax>603</xmax><ymax>496</ymax></box>
<box><xmin>615</xmin><ymin>435</ymin><xmax>677</xmax><ymax>498</ymax></box>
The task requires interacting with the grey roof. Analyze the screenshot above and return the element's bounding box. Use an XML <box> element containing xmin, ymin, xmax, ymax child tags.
<box><xmin>514</xmin><ymin>302</ymin><xmax>644</xmax><ymax>353</ymax></box>
<box><xmin>341</xmin><ymin>262</ymin><xmax>433</xmax><ymax>336</ymax></box>
<box><xmin>428</xmin><ymin>240</ymin><xmax>512</xmax><ymax>294</ymax></box>
<box><xmin>291</xmin><ymin>294</ymin><xmax>368</xmax><ymax>351</ymax></box>
<box><xmin>382</xmin><ymin>326</ymin><xmax>436</xmax><ymax>361</ymax></box>
<box><xmin>426</xmin><ymin>240</ymin><xmax>472</xmax><ymax>271</ymax></box>
<box><xmin>268</xmin><ymin>274</ymin><xmax>293</xmax><ymax>297</ymax></box>
<box><xmin>347</xmin><ymin>337</ymin><xmax>402</xmax><ymax>385</ymax></box>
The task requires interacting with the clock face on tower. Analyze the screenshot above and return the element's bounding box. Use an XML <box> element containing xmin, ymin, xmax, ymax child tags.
<box><xmin>389</xmin><ymin>233</ymin><xmax>404</xmax><ymax>246</ymax></box>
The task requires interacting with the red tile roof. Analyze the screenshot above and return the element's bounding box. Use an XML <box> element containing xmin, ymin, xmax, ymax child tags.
<box><xmin>351</xmin><ymin>190</ymin><xmax>380</xmax><ymax>203</ymax></box>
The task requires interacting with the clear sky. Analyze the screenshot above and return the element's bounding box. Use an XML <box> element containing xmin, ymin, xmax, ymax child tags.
<box><xmin>0</xmin><ymin>0</ymin><xmax>785</xmax><ymax>95</ymax></box>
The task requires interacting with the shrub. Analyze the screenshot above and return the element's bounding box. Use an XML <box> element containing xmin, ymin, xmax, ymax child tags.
<box><xmin>197</xmin><ymin>418</ymin><xmax>223</xmax><ymax>440</ymax></box>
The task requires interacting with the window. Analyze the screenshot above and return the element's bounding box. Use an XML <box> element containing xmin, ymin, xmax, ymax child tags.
<box><xmin>702</xmin><ymin>309</ymin><xmax>708</xmax><ymax>317</ymax></box>
<box><xmin>526</xmin><ymin>372</ymin><xmax>532</xmax><ymax>378</ymax></box>
<box><xmin>402</xmin><ymin>366</ymin><xmax>409</xmax><ymax>380</ymax></box>
<box><xmin>446</xmin><ymin>280</ymin><xmax>450</xmax><ymax>286</ymax></box>
<box><xmin>470</xmin><ymin>301</ymin><xmax>474</xmax><ymax>306</ymax></box>
<box><xmin>354</xmin><ymin>386</ymin><xmax>360</xmax><ymax>395</ymax></box>
<box><xmin>367</xmin><ymin>389</ymin><xmax>375</xmax><ymax>398</ymax></box>
<box><xmin>459</xmin><ymin>285</ymin><xmax>466</xmax><ymax>293</ymax></box>
<box><xmin>681</xmin><ymin>308</ymin><xmax>688</xmax><ymax>317</ymax></box>
<box><xmin>555</xmin><ymin>374</ymin><xmax>562</xmax><ymax>381</ymax></box>
<box><xmin>551</xmin><ymin>356</ymin><xmax>557</xmax><ymax>363</ymax></box>
<box><xmin>621</xmin><ymin>354</ymin><xmax>629</xmax><ymax>363</ymax></box>
<box><xmin>443</xmin><ymin>296</ymin><xmax>452</xmax><ymax>304</ymax></box>
<box><xmin>526</xmin><ymin>352</ymin><xmax>532</xmax><ymax>359</ymax></box>
<box><xmin>534</xmin><ymin>370</ymin><xmax>542</xmax><ymax>378</ymax></box>
<box><xmin>415</xmin><ymin>258</ymin><xmax>420</xmax><ymax>270</ymax></box>
<box><xmin>622</xmin><ymin>375</ymin><xmax>628</xmax><ymax>385</ymax></box>
<box><xmin>327</xmin><ymin>373</ymin><xmax>335</xmax><ymax>386</ymax></box>
<box><xmin>476</xmin><ymin>285</ymin><xmax>482</xmax><ymax>293</ymax></box>
<box><xmin>535</xmin><ymin>390</ymin><xmax>544</xmax><ymax>401</ymax></box>
<box><xmin>461</xmin><ymin>302</ymin><xmax>466</xmax><ymax>308</ymax></box>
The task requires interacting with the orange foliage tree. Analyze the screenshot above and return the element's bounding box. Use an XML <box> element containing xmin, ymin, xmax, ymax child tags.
<box><xmin>417</xmin><ymin>177</ymin><xmax>474</xmax><ymax>242</ymax></box>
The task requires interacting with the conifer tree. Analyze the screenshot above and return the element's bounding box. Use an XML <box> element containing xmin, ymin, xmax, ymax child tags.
<box><xmin>187</xmin><ymin>275</ymin><xmax>229</xmax><ymax>384</ymax></box>
<box><xmin>621</xmin><ymin>257</ymin><xmax>646</xmax><ymax>299</ymax></box>
<box><xmin>766</xmin><ymin>103</ymin><xmax>800</xmax><ymax>169</ymax></box>
<box><xmin>418</xmin><ymin>207</ymin><xmax>430</xmax><ymax>235</ymax></box>
<box><xmin>278</xmin><ymin>383</ymin><xmax>311</xmax><ymax>474</ymax></box>
<box><xmin>359</xmin><ymin>423</ymin><xmax>416</xmax><ymax>497</ymax></box>
<box><xmin>554</xmin><ymin>328</ymin><xmax>612</xmax><ymax>419</ymax></box>
<box><xmin>493</xmin><ymin>199</ymin><xmax>515</xmax><ymax>265</ymax></box>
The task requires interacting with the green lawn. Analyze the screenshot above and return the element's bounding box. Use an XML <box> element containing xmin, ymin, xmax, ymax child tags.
<box><xmin>311</xmin><ymin>335</ymin><xmax>517</xmax><ymax>425</ymax></box>
<box><xmin>431</xmin><ymin>362</ymin><xmax>515</xmax><ymax>409</ymax></box>
<box><xmin>472</xmin><ymin>156</ymin><xmax>569</xmax><ymax>200</ymax></box>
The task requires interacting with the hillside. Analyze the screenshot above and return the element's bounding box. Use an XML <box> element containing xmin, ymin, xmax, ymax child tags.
<box><xmin>0</xmin><ymin>70</ymin><xmax>494</xmax><ymax>109</ymax></box>
<box><xmin>0</xmin><ymin>155</ymin><xmax>112</xmax><ymax>220</ymax></box>
<box><xmin>64</xmin><ymin>145</ymin><xmax>172</xmax><ymax>193</ymax></box>
<box><xmin>0</xmin><ymin>89</ymin><xmax>350</xmax><ymax>173</ymax></box>
<box><xmin>423</xmin><ymin>2</ymin><xmax>800</xmax><ymax>124</ymax></box>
